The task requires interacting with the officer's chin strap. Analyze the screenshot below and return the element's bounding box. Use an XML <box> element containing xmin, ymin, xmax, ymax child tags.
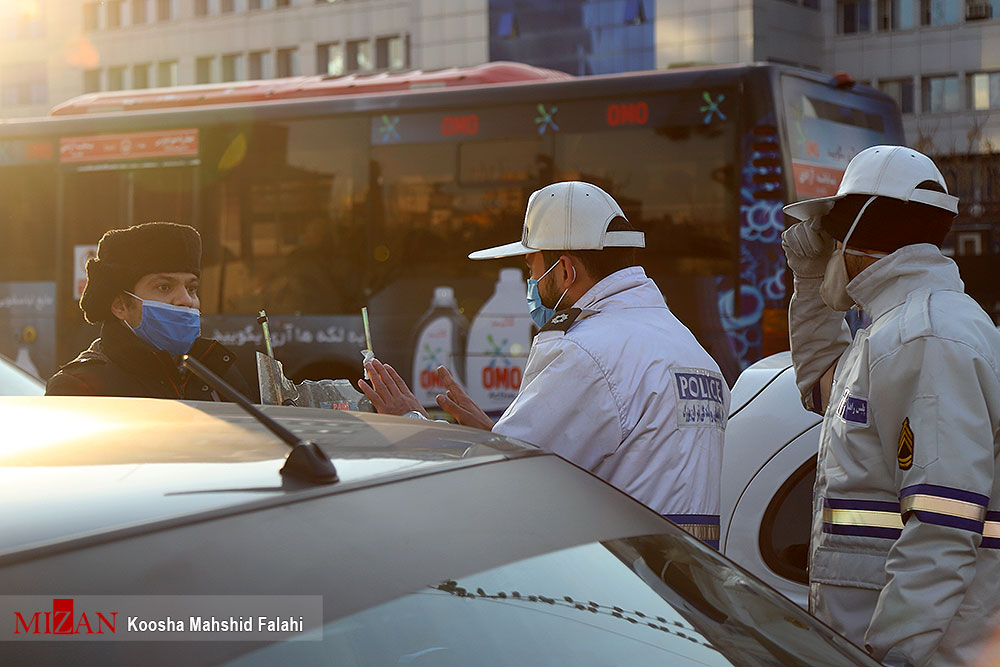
<box><xmin>840</xmin><ymin>196</ymin><xmax>887</xmax><ymax>259</ymax></box>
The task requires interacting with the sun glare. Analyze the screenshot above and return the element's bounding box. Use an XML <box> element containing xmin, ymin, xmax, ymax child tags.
<box><xmin>0</xmin><ymin>402</ymin><xmax>128</xmax><ymax>460</ymax></box>
<box><xmin>64</xmin><ymin>34</ymin><xmax>101</xmax><ymax>70</ymax></box>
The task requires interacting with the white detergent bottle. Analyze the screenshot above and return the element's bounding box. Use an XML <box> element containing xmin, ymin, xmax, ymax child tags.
<box><xmin>466</xmin><ymin>268</ymin><xmax>533</xmax><ymax>415</ymax></box>
<box><xmin>411</xmin><ymin>286</ymin><xmax>468</xmax><ymax>408</ymax></box>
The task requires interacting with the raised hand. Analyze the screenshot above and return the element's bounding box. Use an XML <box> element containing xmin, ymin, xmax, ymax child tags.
<box><xmin>434</xmin><ymin>365</ymin><xmax>495</xmax><ymax>431</ymax></box>
<box><xmin>781</xmin><ymin>217</ymin><xmax>835</xmax><ymax>279</ymax></box>
<box><xmin>358</xmin><ymin>358</ymin><xmax>428</xmax><ymax>417</ymax></box>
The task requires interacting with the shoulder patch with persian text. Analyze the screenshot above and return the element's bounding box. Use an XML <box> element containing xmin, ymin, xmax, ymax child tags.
<box><xmin>836</xmin><ymin>390</ymin><xmax>869</xmax><ymax>427</ymax></box>
<box><xmin>672</xmin><ymin>368</ymin><xmax>726</xmax><ymax>430</ymax></box>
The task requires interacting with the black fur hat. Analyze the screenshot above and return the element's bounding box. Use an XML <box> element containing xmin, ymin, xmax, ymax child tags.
<box><xmin>79</xmin><ymin>222</ymin><xmax>201</xmax><ymax>324</ymax></box>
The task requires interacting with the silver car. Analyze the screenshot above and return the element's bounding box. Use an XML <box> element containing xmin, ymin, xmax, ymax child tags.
<box><xmin>0</xmin><ymin>395</ymin><xmax>874</xmax><ymax>665</ymax></box>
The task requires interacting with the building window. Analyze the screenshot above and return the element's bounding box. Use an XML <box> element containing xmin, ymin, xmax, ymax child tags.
<box><xmin>84</xmin><ymin>69</ymin><xmax>101</xmax><ymax>93</ymax></box>
<box><xmin>105</xmin><ymin>1</ymin><xmax>124</xmax><ymax>28</ymax></box>
<box><xmin>838</xmin><ymin>0</ymin><xmax>872</xmax><ymax>33</ymax></box>
<box><xmin>920</xmin><ymin>0</ymin><xmax>961</xmax><ymax>24</ymax></box>
<box><xmin>922</xmin><ymin>74</ymin><xmax>960</xmax><ymax>112</ymax></box>
<box><xmin>277</xmin><ymin>48</ymin><xmax>298</xmax><ymax>77</ymax></box>
<box><xmin>624</xmin><ymin>0</ymin><xmax>646</xmax><ymax>24</ymax></box>
<box><xmin>132</xmin><ymin>0</ymin><xmax>148</xmax><ymax>24</ymax></box>
<box><xmin>969</xmin><ymin>71</ymin><xmax>1000</xmax><ymax>109</ymax></box>
<box><xmin>497</xmin><ymin>11</ymin><xmax>518</xmax><ymax>38</ymax></box>
<box><xmin>1</xmin><ymin>63</ymin><xmax>48</xmax><ymax>106</ymax></box>
<box><xmin>878</xmin><ymin>0</ymin><xmax>917</xmax><ymax>28</ymax></box>
<box><xmin>277</xmin><ymin>0</ymin><xmax>291</xmax><ymax>6</ymax></box>
<box><xmin>196</xmin><ymin>56</ymin><xmax>214</xmax><ymax>84</ymax></box>
<box><xmin>966</xmin><ymin>0</ymin><xmax>997</xmax><ymax>20</ymax></box>
<box><xmin>248</xmin><ymin>51</ymin><xmax>273</xmax><ymax>80</ymax></box>
<box><xmin>375</xmin><ymin>35</ymin><xmax>407</xmax><ymax>71</ymax></box>
<box><xmin>157</xmin><ymin>60</ymin><xmax>178</xmax><ymax>87</ymax></box>
<box><xmin>221</xmin><ymin>0</ymin><xmax>235</xmax><ymax>12</ymax></box>
<box><xmin>157</xmin><ymin>0</ymin><xmax>174</xmax><ymax>21</ymax></box>
<box><xmin>346</xmin><ymin>39</ymin><xmax>372</xmax><ymax>73</ymax></box>
<box><xmin>880</xmin><ymin>78</ymin><xmax>915</xmax><ymax>113</ymax></box>
<box><xmin>2</xmin><ymin>1</ymin><xmax>46</xmax><ymax>40</ymax></box>
<box><xmin>108</xmin><ymin>66</ymin><xmax>127</xmax><ymax>91</ymax></box>
<box><xmin>195</xmin><ymin>0</ymin><xmax>210</xmax><ymax>16</ymax></box>
<box><xmin>133</xmin><ymin>63</ymin><xmax>151</xmax><ymax>89</ymax></box>
<box><xmin>83</xmin><ymin>2</ymin><xmax>100</xmax><ymax>31</ymax></box>
<box><xmin>222</xmin><ymin>53</ymin><xmax>244</xmax><ymax>82</ymax></box>
<box><xmin>956</xmin><ymin>232</ymin><xmax>983</xmax><ymax>256</ymax></box>
<box><xmin>318</xmin><ymin>42</ymin><xmax>345</xmax><ymax>76</ymax></box>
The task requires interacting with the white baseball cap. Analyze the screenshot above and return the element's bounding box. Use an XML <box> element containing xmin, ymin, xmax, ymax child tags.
<box><xmin>783</xmin><ymin>145</ymin><xmax>959</xmax><ymax>221</ymax></box>
<box><xmin>468</xmin><ymin>181</ymin><xmax>645</xmax><ymax>260</ymax></box>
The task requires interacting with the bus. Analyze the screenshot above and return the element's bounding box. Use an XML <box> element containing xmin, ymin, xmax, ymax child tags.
<box><xmin>0</xmin><ymin>61</ymin><xmax>903</xmax><ymax>403</ymax></box>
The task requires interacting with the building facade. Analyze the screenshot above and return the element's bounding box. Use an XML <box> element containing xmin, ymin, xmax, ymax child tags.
<box><xmin>0</xmin><ymin>0</ymin><xmax>489</xmax><ymax>120</ymax></box>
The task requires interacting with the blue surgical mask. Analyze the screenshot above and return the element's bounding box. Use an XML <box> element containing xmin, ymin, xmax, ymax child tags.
<box><xmin>526</xmin><ymin>259</ymin><xmax>575</xmax><ymax>328</ymax></box>
<box><xmin>124</xmin><ymin>292</ymin><xmax>201</xmax><ymax>356</ymax></box>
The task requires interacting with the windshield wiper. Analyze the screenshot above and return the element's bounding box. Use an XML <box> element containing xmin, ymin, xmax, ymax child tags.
<box><xmin>181</xmin><ymin>355</ymin><xmax>339</xmax><ymax>485</ymax></box>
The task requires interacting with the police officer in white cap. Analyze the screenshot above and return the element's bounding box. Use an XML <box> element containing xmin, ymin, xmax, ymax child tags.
<box><xmin>360</xmin><ymin>181</ymin><xmax>729</xmax><ymax>545</ymax></box>
<box><xmin>782</xmin><ymin>145</ymin><xmax>1000</xmax><ymax>665</ymax></box>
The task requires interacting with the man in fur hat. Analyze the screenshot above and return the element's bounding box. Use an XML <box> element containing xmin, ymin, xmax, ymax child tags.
<box><xmin>46</xmin><ymin>222</ymin><xmax>249</xmax><ymax>400</ymax></box>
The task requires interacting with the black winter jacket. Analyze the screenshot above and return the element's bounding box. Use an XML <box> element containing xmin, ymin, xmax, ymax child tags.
<box><xmin>46</xmin><ymin>320</ymin><xmax>249</xmax><ymax>401</ymax></box>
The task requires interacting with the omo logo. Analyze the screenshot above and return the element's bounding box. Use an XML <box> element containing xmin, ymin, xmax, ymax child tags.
<box><xmin>14</xmin><ymin>598</ymin><xmax>117</xmax><ymax>635</ymax></box>
<box><xmin>482</xmin><ymin>334</ymin><xmax>522</xmax><ymax>391</ymax></box>
<box><xmin>418</xmin><ymin>343</ymin><xmax>446</xmax><ymax>390</ymax></box>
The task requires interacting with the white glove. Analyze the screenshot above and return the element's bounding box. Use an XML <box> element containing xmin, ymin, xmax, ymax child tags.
<box><xmin>782</xmin><ymin>217</ymin><xmax>834</xmax><ymax>279</ymax></box>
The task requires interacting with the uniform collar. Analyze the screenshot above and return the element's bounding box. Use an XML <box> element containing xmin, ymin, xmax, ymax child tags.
<box><xmin>846</xmin><ymin>243</ymin><xmax>964</xmax><ymax>323</ymax></box>
<box><xmin>573</xmin><ymin>266</ymin><xmax>664</xmax><ymax>312</ymax></box>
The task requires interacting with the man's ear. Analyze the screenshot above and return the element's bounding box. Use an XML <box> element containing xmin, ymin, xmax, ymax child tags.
<box><xmin>109</xmin><ymin>292</ymin><xmax>129</xmax><ymax>321</ymax></box>
<box><xmin>558</xmin><ymin>254</ymin><xmax>574</xmax><ymax>280</ymax></box>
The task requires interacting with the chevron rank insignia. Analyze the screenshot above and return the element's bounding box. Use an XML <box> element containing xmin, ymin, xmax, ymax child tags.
<box><xmin>539</xmin><ymin>308</ymin><xmax>582</xmax><ymax>333</ymax></box>
<box><xmin>897</xmin><ymin>417</ymin><xmax>914</xmax><ymax>470</ymax></box>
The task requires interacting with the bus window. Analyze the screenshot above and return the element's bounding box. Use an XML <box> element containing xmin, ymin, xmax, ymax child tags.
<box><xmin>0</xmin><ymin>156</ymin><xmax>58</xmax><ymax>378</ymax></box>
<box><xmin>0</xmin><ymin>163</ymin><xmax>56</xmax><ymax>282</ymax></box>
<box><xmin>203</xmin><ymin>117</ymin><xmax>369</xmax><ymax>317</ymax></box>
<box><xmin>553</xmin><ymin>97</ymin><xmax>738</xmax><ymax>371</ymax></box>
<box><xmin>367</xmin><ymin>134</ymin><xmax>546</xmax><ymax>382</ymax></box>
<box><xmin>781</xmin><ymin>74</ymin><xmax>905</xmax><ymax>201</ymax></box>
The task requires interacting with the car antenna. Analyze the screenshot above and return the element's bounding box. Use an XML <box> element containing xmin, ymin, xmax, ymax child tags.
<box><xmin>181</xmin><ymin>355</ymin><xmax>339</xmax><ymax>485</ymax></box>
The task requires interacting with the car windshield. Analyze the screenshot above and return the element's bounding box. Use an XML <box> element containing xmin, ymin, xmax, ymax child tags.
<box><xmin>229</xmin><ymin>534</ymin><xmax>871</xmax><ymax>666</ymax></box>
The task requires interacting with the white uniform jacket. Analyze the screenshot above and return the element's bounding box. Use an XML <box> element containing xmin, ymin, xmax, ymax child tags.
<box><xmin>791</xmin><ymin>245</ymin><xmax>1000</xmax><ymax>666</ymax></box>
<box><xmin>493</xmin><ymin>267</ymin><xmax>728</xmax><ymax>545</ymax></box>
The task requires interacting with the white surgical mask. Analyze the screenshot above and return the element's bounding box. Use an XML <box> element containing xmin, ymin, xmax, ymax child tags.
<box><xmin>820</xmin><ymin>196</ymin><xmax>887</xmax><ymax>311</ymax></box>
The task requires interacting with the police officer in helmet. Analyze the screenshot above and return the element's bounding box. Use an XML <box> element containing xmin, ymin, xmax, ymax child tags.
<box><xmin>782</xmin><ymin>146</ymin><xmax>1000</xmax><ymax>665</ymax></box>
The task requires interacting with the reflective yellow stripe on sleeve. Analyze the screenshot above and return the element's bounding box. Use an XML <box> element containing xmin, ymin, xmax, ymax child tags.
<box><xmin>822</xmin><ymin>507</ymin><xmax>904</xmax><ymax>530</ymax></box>
<box><xmin>900</xmin><ymin>494</ymin><xmax>988</xmax><ymax>523</ymax></box>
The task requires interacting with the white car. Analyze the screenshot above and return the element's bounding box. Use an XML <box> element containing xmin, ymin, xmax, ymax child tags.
<box><xmin>720</xmin><ymin>352</ymin><xmax>820</xmax><ymax>608</ymax></box>
<box><xmin>0</xmin><ymin>353</ymin><xmax>43</xmax><ymax>396</ymax></box>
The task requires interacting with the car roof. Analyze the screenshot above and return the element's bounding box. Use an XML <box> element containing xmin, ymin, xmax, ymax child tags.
<box><xmin>0</xmin><ymin>396</ymin><xmax>538</xmax><ymax>557</ymax></box>
<box><xmin>728</xmin><ymin>350</ymin><xmax>793</xmax><ymax>416</ymax></box>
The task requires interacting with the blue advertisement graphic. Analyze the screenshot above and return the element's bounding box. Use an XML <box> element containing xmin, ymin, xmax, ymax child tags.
<box><xmin>715</xmin><ymin>115</ymin><xmax>787</xmax><ymax>370</ymax></box>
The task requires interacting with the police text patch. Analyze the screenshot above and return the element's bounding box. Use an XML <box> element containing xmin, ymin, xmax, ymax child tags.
<box><xmin>836</xmin><ymin>390</ymin><xmax>869</xmax><ymax>427</ymax></box>
<box><xmin>672</xmin><ymin>368</ymin><xmax>726</xmax><ymax>430</ymax></box>
<box><xmin>898</xmin><ymin>418</ymin><xmax>914</xmax><ymax>470</ymax></box>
